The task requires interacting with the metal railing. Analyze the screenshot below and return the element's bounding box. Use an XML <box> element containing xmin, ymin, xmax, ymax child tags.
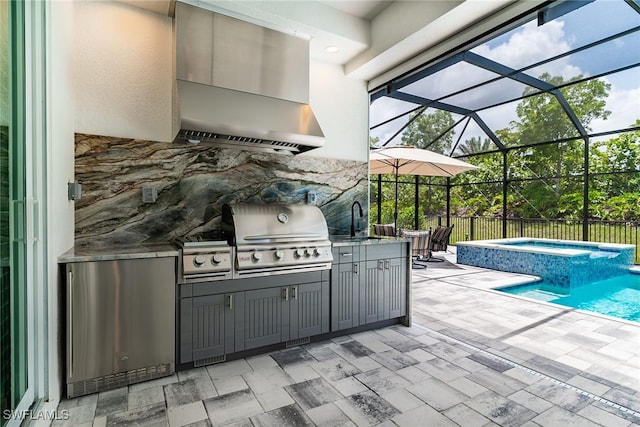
<box><xmin>422</xmin><ymin>216</ymin><xmax>640</xmax><ymax>264</ymax></box>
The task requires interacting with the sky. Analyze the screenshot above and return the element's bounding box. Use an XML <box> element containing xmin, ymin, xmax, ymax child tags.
<box><xmin>370</xmin><ymin>0</ymin><xmax>640</xmax><ymax>150</ymax></box>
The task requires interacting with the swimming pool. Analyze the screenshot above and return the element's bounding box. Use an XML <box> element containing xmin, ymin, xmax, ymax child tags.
<box><xmin>456</xmin><ymin>238</ymin><xmax>636</xmax><ymax>287</ymax></box>
<box><xmin>498</xmin><ymin>271</ymin><xmax>640</xmax><ymax>322</ymax></box>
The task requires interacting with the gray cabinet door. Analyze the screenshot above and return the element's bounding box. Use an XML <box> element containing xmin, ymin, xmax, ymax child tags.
<box><xmin>386</xmin><ymin>258</ymin><xmax>407</xmax><ymax>319</ymax></box>
<box><xmin>361</xmin><ymin>259</ymin><xmax>386</xmax><ymax>324</ymax></box>
<box><xmin>179</xmin><ymin>298</ymin><xmax>194</xmax><ymax>363</ymax></box>
<box><xmin>331</xmin><ymin>262</ymin><xmax>360</xmax><ymax>331</ymax></box>
<box><xmin>360</xmin><ymin>256</ymin><xmax>407</xmax><ymax>325</ymax></box>
<box><xmin>190</xmin><ymin>294</ymin><xmax>233</xmax><ymax>362</ymax></box>
<box><xmin>290</xmin><ymin>281</ymin><xmax>329</xmax><ymax>339</ymax></box>
<box><xmin>241</xmin><ymin>287</ymin><xmax>287</xmax><ymax>350</ymax></box>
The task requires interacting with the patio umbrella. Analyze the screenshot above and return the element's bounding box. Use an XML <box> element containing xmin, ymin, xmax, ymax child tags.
<box><xmin>370</xmin><ymin>145</ymin><xmax>478</xmax><ymax>234</ymax></box>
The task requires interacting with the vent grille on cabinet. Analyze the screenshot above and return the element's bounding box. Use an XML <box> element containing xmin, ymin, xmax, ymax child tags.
<box><xmin>286</xmin><ymin>337</ymin><xmax>310</xmax><ymax>348</ymax></box>
<box><xmin>67</xmin><ymin>363</ymin><xmax>174</xmax><ymax>398</ymax></box>
<box><xmin>194</xmin><ymin>354</ymin><xmax>226</xmax><ymax>367</ymax></box>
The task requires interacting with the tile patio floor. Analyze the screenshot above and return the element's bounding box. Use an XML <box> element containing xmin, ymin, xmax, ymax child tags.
<box><xmin>55</xmin><ymin>249</ymin><xmax>640</xmax><ymax>426</ymax></box>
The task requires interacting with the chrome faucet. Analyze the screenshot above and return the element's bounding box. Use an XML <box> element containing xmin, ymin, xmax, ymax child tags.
<box><xmin>351</xmin><ymin>201</ymin><xmax>363</xmax><ymax>237</ymax></box>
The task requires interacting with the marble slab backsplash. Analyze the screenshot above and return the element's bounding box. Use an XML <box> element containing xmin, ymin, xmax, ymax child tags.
<box><xmin>74</xmin><ymin>134</ymin><xmax>369</xmax><ymax>247</ymax></box>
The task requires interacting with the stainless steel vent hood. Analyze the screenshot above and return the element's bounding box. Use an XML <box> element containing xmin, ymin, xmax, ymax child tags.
<box><xmin>174</xmin><ymin>2</ymin><xmax>325</xmax><ymax>154</ymax></box>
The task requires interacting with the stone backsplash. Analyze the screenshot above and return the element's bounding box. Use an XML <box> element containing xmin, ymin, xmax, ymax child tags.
<box><xmin>74</xmin><ymin>134</ymin><xmax>369</xmax><ymax>247</ymax></box>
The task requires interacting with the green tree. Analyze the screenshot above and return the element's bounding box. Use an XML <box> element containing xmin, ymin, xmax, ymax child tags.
<box><xmin>400</xmin><ymin>110</ymin><xmax>455</xmax><ymax>154</ymax></box>
<box><xmin>589</xmin><ymin>122</ymin><xmax>640</xmax><ymax>220</ymax></box>
<box><xmin>451</xmin><ymin>152</ymin><xmax>502</xmax><ymax>216</ymax></box>
<box><xmin>515</xmin><ymin>74</ymin><xmax>610</xmax><ymax>141</ymax></box>
<box><xmin>456</xmin><ymin>137</ymin><xmax>493</xmax><ymax>156</ymax></box>
<box><xmin>505</xmin><ymin>74</ymin><xmax>611</xmax><ymax>218</ymax></box>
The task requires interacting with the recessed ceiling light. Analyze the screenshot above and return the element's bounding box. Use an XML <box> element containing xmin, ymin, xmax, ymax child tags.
<box><xmin>325</xmin><ymin>45</ymin><xmax>341</xmax><ymax>54</ymax></box>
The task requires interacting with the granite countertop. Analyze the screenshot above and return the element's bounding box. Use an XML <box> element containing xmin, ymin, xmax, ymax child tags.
<box><xmin>58</xmin><ymin>236</ymin><xmax>407</xmax><ymax>262</ymax></box>
<box><xmin>59</xmin><ymin>243</ymin><xmax>179</xmax><ymax>263</ymax></box>
<box><xmin>330</xmin><ymin>235</ymin><xmax>410</xmax><ymax>247</ymax></box>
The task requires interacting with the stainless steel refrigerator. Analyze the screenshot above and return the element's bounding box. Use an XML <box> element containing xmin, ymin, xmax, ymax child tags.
<box><xmin>65</xmin><ymin>257</ymin><xmax>175</xmax><ymax>398</ymax></box>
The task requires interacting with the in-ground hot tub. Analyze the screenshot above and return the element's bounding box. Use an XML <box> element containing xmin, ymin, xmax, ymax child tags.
<box><xmin>456</xmin><ymin>238</ymin><xmax>635</xmax><ymax>288</ymax></box>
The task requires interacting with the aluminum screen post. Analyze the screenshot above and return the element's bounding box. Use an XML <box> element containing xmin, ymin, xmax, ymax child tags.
<box><xmin>583</xmin><ymin>136</ymin><xmax>590</xmax><ymax>242</ymax></box>
<box><xmin>377</xmin><ymin>174</ymin><xmax>382</xmax><ymax>225</ymax></box>
<box><xmin>502</xmin><ymin>151</ymin><xmax>508</xmax><ymax>238</ymax></box>
<box><xmin>446</xmin><ymin>177</ymin><xmax>451</xmax><ymax>227</ymax></box>
<box><xmin>414</xmin><ymin>175</ymin><xmax>419</xmax><ymax>230</ymax></box>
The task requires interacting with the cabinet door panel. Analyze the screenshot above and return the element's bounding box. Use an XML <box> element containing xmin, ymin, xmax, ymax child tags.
<box><xmin>191</xmin><ymin>294</ymin><xmax>228</xmax><ymax>361</ymax></box>
<box><xmin>361</xmin><ymin>260</ymin><xmax>384</xmax><ymax>324</ymax></box>
<box><xmin>179</xmin><ymin>298</ymin><xmax>194</xmax><ymax>363</ymax></box>
<box><xmin>243</xmin><ymin>287</ymin><xmax>286</xmax><ymax>350</ymax></box>
<box><xmin>331</xmin><ymin>263</ymin><xmax>359</xmax><ymax>331</ymax></box>
<box><xmin>388</xmin><ymin>258</ymin><xmax>407</xmax><ymax>318</ymax></box>
<box><xmin>290</xmin><ymin>282</ymin><xmax>328</xmax><ymax>339</ymax></box>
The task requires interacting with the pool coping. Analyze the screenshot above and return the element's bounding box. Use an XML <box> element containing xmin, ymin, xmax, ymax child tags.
<box><xmin>456</xmin><ymin>237</ymin><xmax>635</xmax><ymax>258</ymax></box>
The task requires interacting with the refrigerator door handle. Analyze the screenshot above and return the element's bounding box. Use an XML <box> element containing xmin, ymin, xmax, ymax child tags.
<box><xmin>68</xmin><ymin>268</ymin><xmax>73</xmax><ymax>379</ymax></box>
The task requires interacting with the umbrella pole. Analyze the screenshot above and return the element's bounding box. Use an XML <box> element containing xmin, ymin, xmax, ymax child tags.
<box><xmin>394</xmin><ymin>167</ymin><xmax>399</xmax><ymax>237</ymax></box>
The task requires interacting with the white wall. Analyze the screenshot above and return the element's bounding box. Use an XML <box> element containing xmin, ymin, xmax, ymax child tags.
<box><xmin>46</xmin><ymin>0</ymin><xmax>76</xmax><ymax>408</ymax></box>
<box><xmin>73</xmin><ymin>1</ymin><xmax>369</xmax><ymax>162</ymax></box>
<box><xmin>74</xmin><ymin>1</ymin><xmax>173</xmax><ymax>142</ymax></box>
<box><xmin>308</xmin><ymin>60</ymin><xmax>369</xmax><ymax>161</ymax></box>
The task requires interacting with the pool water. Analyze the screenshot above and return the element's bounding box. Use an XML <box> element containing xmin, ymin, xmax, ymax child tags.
<box><xmin>457</xmin><ymin>238</ymin><xmax>636</xmax><ymax>288</ymax></box>
<box><xmin>499</xmin><ymin>273</ymin><xmax>640</xmax><ymax>322</ymax></box>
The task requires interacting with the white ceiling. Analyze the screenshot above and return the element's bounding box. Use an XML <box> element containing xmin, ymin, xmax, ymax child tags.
<box><xmin>186</xmin><ymin>0</ymin><xmax>534</xmax><ymax>82</ymax></box>
<box><xmin>136</xmin><ymin>0</ymin><xmax>541</xmax><ymax>84</ymax></box>
<box><xmin>317</xmin><ymin>0</ymin><xmax>394</xmax><ymax>20</ymax></box>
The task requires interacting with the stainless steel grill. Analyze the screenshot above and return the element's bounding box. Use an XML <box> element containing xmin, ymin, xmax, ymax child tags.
<box><xmin>175</xmin><ymin>237</ymin><xmax>233</xmax><ymax>283</ymax></box>
<box><xmin>222</xmin><ymin>203</ymin><xmax>333</xmax><ymax>277</ymax></box>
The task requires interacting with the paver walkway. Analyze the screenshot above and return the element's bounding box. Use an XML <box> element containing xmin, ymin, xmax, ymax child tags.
<box><xmin>55</xmin><ymin>250</ymin><xmax>640</xmax><ymax>426</ymax></box>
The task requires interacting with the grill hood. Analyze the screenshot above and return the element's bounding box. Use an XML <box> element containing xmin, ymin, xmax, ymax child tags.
<box><xmin>174</xmin><ymin>2</ymin><xmax>325</xmax><ymax>154</ymax></box>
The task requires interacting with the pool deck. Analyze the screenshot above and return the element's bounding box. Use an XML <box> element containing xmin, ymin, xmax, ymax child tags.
<box><xmin>411</xmin><ymin>248</ymin><xmax>640</xmax><ymax>423</ymax></box>
<box><xmin>54</xmin><ymin>248</ymin><xmax>640</xmax><ymax>426</ymax></box>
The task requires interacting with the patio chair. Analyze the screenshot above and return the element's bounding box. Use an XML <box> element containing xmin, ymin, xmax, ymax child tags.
<box><xmin>400</xmin><ymin>228</ymin><xmax>432</xmax><ymax>269</ymax></box>
<box><xmin>373</xmin><ymin>223</ymin><xmax>396</xmax><ymax>237</ymax></box>
<box><xmin>425</xmin><ymin>224</ymin><xmax>454</xmax><ymax>262</ymax></box>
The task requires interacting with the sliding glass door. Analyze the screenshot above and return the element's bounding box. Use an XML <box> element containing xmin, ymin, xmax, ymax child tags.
<box><xmin>1</xmin><ymin>0</ymin><xmax>32</xmax><ymax>424</ymax></box>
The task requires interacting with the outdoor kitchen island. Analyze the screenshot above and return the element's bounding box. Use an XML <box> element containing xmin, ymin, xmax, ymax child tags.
<box><xmin>59</xmin><ymin>235</ymin><xmax>410</xmax><ymax>397</ymax></box>
<box><xmin>177</xmin><ymin>236</ymin><xmax>411</xmax><ymax>371</ymax></box>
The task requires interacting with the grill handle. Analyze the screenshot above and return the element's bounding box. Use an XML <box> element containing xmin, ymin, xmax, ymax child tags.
<box><xmin>244</xmin><ymin>234</ymin><xmax>326</xmax><ymax>241</ymax></box>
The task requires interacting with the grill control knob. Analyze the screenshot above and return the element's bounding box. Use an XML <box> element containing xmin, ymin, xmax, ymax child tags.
<box><xmin>211</xmin><ymin>254</ymin><xmax>223</xmax><ymax>264</ymax></box>
<box><xmin>252</xmin><ymin>252</ymin><xmax>262</xmax><ymax>262</ymax></box>
<box><xmin>193</xmin><ymin>255</ymin><xmax>206</xmax><ymax>267</ymax></box>
<box><xmin>294</xmin><ymin>249</ymin><xmax>304</xmax><ymax>259</ymax></box>
<box><xmin>274</xmin><ymin>250</ymin><xmax>284</xmax><ymax>260</ymax></box>
<box><xmin>312</xmin><ymin>248</ymin><xmax>321</xmax><ymax>257</ymax></box>
<box><xmin>304</xmin><ymin>249</ymin><xmax>311</xmax><ymax>257</ymax></box>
